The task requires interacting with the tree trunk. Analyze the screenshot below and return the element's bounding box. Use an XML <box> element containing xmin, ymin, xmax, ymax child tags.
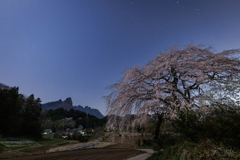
<box><xmin>154</xmin><ymin>113</ymin><xmax>163</xmax><ymax>142</ymax></box>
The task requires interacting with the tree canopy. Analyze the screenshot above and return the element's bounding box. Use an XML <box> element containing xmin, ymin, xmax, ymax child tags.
<box><xmin>44</xmin><ymin>108</ymin><xmax>107</xmax><ymax>130</ymax></box>
<box><xmin>104</xmin><ymin>44</ymin><xmax>240</xmax><ymax>137</ymax></box>
<box><xmin>0</xmin><ymin>83</ymin><xmax>42</xmax><ymax>138</ymax></box>
<box><xmin>0</xmin><ymin>86</ymin><xmax>20</xmax><ymax>135</ymax></box>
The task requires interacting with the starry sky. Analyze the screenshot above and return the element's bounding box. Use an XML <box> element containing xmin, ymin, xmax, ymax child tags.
<box><xmin>0</xmin><ymin>0</ymin><xmax>240</xmax><ymax>116</ymax></box>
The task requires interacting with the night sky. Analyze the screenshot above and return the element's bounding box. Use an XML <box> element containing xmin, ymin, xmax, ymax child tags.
<box><xmin>1</xmin><ymin>0</ymin><xmax>240</xmax><ymax>116</ymax></box>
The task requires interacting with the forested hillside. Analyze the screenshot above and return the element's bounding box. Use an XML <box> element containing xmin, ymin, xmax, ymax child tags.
<box><xmin>43</xmin><ymin>108</ymin><xmax>107</xmax><ymax>131</ymax></box>
<box><xmin>0</xmin><ymin>83</ymin><xmax>107</xmax><ymax>138</ymax></box>
<box><xmin>0</xmin><ymin>83</ymin><xmax>42</xmax><ymax>138</ymax></box>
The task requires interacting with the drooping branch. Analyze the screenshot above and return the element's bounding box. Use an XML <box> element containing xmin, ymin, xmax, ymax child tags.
<box><xmin>104</xmin><ymin>44</ymin><xmax>240</xmax><ymax>138</ymax></box>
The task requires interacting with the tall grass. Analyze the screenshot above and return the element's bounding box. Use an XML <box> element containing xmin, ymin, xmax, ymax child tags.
<box><xmin>147</xmin><ymin>110</ymin><xmax>240</xmax><ymax>160</ymax></box>
<box><xmin>148</xmin><ymin>139</ymin><xmax>240</xmax><ymax>160</ymax></box>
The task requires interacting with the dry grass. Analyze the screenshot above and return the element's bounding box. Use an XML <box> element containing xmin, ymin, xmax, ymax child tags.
<box><xmin>148</xmin><ymin>139</ymin><xmax>240</xmax><ymax>160</ymax></box>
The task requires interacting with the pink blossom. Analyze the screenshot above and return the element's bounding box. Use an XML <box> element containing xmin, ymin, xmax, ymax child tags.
<box><xmin>103</xmin><ymin>44</ymin><xmax>240</xmax><ymax>135</ymax></box>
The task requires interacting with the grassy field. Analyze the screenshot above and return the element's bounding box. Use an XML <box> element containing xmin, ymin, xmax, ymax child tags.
<box><xmin>42</xmin><ymin>133</ymin><xmax>54</xmax><ymax>139</ymax></box>
<box><xmin>1</xmin><ymin>132</ymin><xmax>145</xmax><ymax>160</ymax></box>
<box><xmin>37</xmin><ymin>138</ymin><xmax>67</xmax><ymax>145</ymax></box>
<box><xmin>0</xmin><ymin>135</ymin><xmax>75</xmax><ymax>159</ymax></box>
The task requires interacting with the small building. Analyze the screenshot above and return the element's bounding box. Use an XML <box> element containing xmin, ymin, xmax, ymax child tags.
<box><xmin>79</xmin><ymin>130</ymin><xmax>85</xmax><ymax>135</ymax></box>
<box><xmin>43</xmin><ymin>129</ymin><xmax>52</xmax><ymax>134</ymax></box>
<box><xmin>65</xmin><ymin>117</ymin><xmax>73</xmax><ymax>121</ymax></box>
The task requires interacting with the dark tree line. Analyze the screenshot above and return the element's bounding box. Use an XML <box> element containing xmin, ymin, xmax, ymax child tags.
<box><xmin>45</xmin><ymin>108</ymin><xmax>107</xmax><ymax>129</ymax></box>
<box><xmin>46</xmin><ymin>108</ymin><xmax>87</xmax><ymax>121</ymax></box>
<box><xmin>0</xmin><ymin>83</ymin><xmax>107</xmax><ymax>138</ymax></box>
<box><xmin>0</xmin><ymin>84</ymin><xmax>42</xmax><ymax>138</ymax></box>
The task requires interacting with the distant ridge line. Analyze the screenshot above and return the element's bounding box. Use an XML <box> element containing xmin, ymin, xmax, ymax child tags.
<box><xmin>41</xmin><ymin>97</ymin><xmax>104</xmax><ymax>119</ymax></box>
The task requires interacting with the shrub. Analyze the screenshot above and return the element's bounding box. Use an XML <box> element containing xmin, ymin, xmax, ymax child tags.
<box><xmin>72</xmin><ymin>131</ymin><xmax>79</xmax><ymax>140</ymax></box>
<box><xmin>154</xmin><ymin>133</ymin><xmax>184</xmax><ymax>151</ymax></box>
<box><xmin>142</xmin><ymin>138</ymin><xmax>152</xmax><ymax>146</ymax></box>
<box><xmin>199</xmin><ymin>113</ymin><xmax>240</xmax><ymax>149</ymax></box>
<box><xmin>172</xmin><ymin>110</ymin><xmax>201</xmax><ymax>143</ymax></box>
<box><xmin>66</xmin><ymin>134</ymin><xmax>73</xmax><ymax>140</ymax></box>
<box><xmin>173</xmin><ymin>108</ymin><xmax>240</xmax><ymax>149</ymax></box>
<box><xmin>161</xmin><ymin>122</ymin><xmax>175</xmax><ymax>133</ymax></box>
<box><xmin>78</xmin><ymin>134</ymin><xmax>90</xmax><ymax>142</ymax></box>
<box><xmin>54</xmin><ymin>131</ymin><xmax>63</xmax><ymax>138</ymax></box>
<box><xmin>93</xmin><ymin>127</ymin><xmax>105</xmax><ymax>139</ymax></box>
<box><xmin>149</xmin><ymin>139</ymin><xmax>240</xmax><ymax>160</ymax></box>
<box><xmin>135</xmin><ymin>138</ymin><xmax>141</xmax><ymax>146</ymax></box>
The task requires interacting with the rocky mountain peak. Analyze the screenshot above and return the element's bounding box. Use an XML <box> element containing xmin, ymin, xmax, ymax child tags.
<box><xmin>85</xmin><ymin>106</ymin><xmax>91</xmax><ymax>109</ymax></box>
<box><xmin>64</xmin><ymin>97</ymin><xmax>72</xmax><ymax>106</ymax></box>
<box><xmin>41</xmin><ymin>97</ymin><xmax>104</xmax><ymax>119</ymax></box>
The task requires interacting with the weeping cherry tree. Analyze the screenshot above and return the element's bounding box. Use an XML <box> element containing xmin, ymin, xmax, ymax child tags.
<box><xmin>103</xmin><ymin>44</ymin><xmax>240</xmax><ymax>141</ymax></box>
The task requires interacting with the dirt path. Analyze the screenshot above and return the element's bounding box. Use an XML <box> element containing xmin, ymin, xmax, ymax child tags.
<box><xmin>126</xmin><ymin>149</ymin><xmax>154</xmax><ymax>160</ymax></box>
<box><xmin>7</xmin><ymin>149</ymin><xmax>144</xmax><ymax>160</ymax></box>
<box><xmin>46</xmin><ymin>141</ymin><xmax>117</xmax><ymax>152</ymax></box>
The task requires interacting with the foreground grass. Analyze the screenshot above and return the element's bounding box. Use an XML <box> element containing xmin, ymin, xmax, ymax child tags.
<box><xmin>41</xmin><ymin>133</ymin><xmax>54</xmax><ymax>139</ymax></box>
<box><xmin>0</xmin><ymin>143</ymin><xmax>6</xmax><ymax>151</ymax></box>
<box><xmin>0</xmin><ymin>141</ymin><xmax>33</xmax><ymax>159</ymax></box>
<box><xmin>0</xmin><ymin>138</ymin><xmax>40</xmax><ymax>151</ymax></box>
<box><xmin>147</xmin><ymin>140</ymin><xmax>240</xmax><ymax>160</ymax></box>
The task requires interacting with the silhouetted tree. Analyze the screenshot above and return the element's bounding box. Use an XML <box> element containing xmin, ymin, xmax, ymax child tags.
<box><xmin>0</xmin><ymin>86</ymin><xmax>20</xmax><ymax>136</ymax></box>
<box><xmin>20</xmin><ymin>94</ymin><xmax>42</xmax><ymax>138</ymax></box>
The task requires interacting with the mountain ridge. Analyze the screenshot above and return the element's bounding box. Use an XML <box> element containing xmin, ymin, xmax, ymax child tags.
<box><xmin>73</xmin><ymin>105</ymin><xmax>104</xmax><ymax>119</ymax></box>
<box><xmin>41</xmin><ymin>97</ymin><xmax>104</xmax><ymax>119</ymax></box>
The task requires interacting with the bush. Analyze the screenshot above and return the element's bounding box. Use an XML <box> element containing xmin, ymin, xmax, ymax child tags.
<box><xmin>154</xmin><ymin>133</ymin><xmax>184</xmax><ymax>151</ymax></box>
<box><xmin>86</xmin><ymin>129</ymin><xmax>93</xmax><ymax>134</ymax></box>
<box><xmin>142</xmin><ymin>138</ymin><xmax>152</xmax><ymax>146</ymax></box>
<box><xmin>173</xmin><ymin>108</ymin><xmax>240</xmax><ymax>149</ymax></box>
<box><xmin>148</xmin><ymin>141</ymin><xmax>204</xmax><ymax>160</ymax></box>
<box><xmin>67</xmin><ymin>134</ymin><xmax>73</xmax><ymax>140</ymax></box>
<box><xmin>54</xmin><ymin>131</ymin><xmax>63</xmax><ymax>138</ymax></box>
<box><xmin>161</xmin><ymin>122</ymin><xmax>175</xmax><ymax>133</ymax></box>
<box><xmin>78</xmin><ymin>134</ymin><xmax>90</xmax><ymax>142</ymax></box>
<box><xmin>148</xmin><ymin>139</ymin><xmax>240</xmax><ymax>160</ymax></box>
<box><xmin>172</xmin><ymin>110</ymin><xmax>201</xmax><ymax>143</ymax></box>
<box><xmin>93</xmin><ymin>127</ymin><xmax>105</xmax><ymax>139</ymax></box>
<box><xmin>200</xmin><ymin>113</ymin><xmax>240</xmax><ymax>149</ymax></box>
<box><xmin>135</xmin><ymin>138</ymin><xmax>141</xmax><ymax>146</ymax></box>
<box><xmin>72</xmin><ymin>131</ymin><xmax>79</xmax><ymax>140</ymax></box>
